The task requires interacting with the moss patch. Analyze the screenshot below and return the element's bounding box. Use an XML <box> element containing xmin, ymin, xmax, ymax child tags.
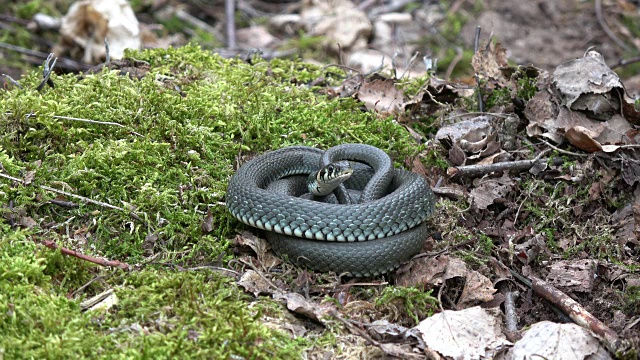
<box><xmin>0</xmin><ymin>44</ymin><xmax>422</xmax><ymax>357</ymax></box>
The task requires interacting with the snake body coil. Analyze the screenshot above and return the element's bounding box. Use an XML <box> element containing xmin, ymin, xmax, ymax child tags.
<box><xmin>226</xmin><ymin>144</ymin><xmax>435</xmax><ymax>276</ymax></box>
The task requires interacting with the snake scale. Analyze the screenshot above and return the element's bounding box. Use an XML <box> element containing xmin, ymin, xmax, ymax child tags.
<box><xmin>226</xmin><ymin>144</ymin><xmax>435</xmax><ymax>276</ymax></box>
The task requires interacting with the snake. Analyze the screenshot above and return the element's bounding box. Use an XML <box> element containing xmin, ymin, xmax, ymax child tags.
<box><xmin>226</xmin><ymin>144</ymin><xmax>436</xmax><ymax>276</ymax></box>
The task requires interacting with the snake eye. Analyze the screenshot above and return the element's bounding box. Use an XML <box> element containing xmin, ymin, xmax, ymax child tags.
<box><xmin>327</xmin><ymin>164</ymin><xmax>334</xmax><ymax>173</ymax></box>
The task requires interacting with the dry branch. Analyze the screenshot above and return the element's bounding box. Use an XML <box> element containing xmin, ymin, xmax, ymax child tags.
<box><xmin>42</xmin><ymin>240</ymin><xmax>130</xmax><ymax>270</ymax></box>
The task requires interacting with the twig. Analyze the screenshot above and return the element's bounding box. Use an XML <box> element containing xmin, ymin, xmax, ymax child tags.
<box><xmin>473</xmin><ymin>26</ymin><xmax>484</xmax><ymax>112</ymax></box>
<box><xmin>41</xmin><ymin>240</ymin><xmax>130</xmax><ymax>270</ymax></box>
<box><xmin>225</xmin><ymin>0</ymin><xmax>237</xmax><ymax>49</ymax></box>
<box><xmin>539</xmin><ymin>139</ymin><xmax>589</xmax><ymax>157</ymax></box>
<box><xmin>497</xmin><ymin>282</ymin><xmax>520</xmax><ymax>341</ymax></box>
<box><xmin>445</xmin><ymin>47</ymin><xmax>463</xmax><ymax>81</ymax></box>
<box><xmin>52</xmin><ymin>115</ymin><xmax>143</xmax><ymax>137</ymax></box>
<box><xmin>71</xmin><ymin>275</ymin><xmax>109</xmax><ymax>297</ymax></box>
<box><xmin>2</xmin><ymin>74</ymin><xmax>22</xmax><ymax>89</ymax></box>
<box><xmin>36</xmin><ymin>53</ymin><xmax>56</xmax><ymax>91</ymax></box>
<box><xmin>0</xmin><ymin>42</ymin><xmax>91</xmax><ymax>71</ymax></box>
<box><xmin>611</xmin><ymin>55</ymin><xmax>640</xmax><ymax>70</ymax></box>
<box><xmin>448</xmin><ymin>150</ymin><xmax>550</xmax><ymax>178</ymax></box>
<box><xmin>175</xmin><ymin>8</ymin><xmax>224</xmax><ymax>43</ymax></box>
<box><xmin>49</xmin><ymin>199</ymin><xmax>79</xmax><ymax>208</ymax></box>
<box><xmin>530</xmin><ymin>276</ymin><xmax>632</xmax><ymax>357</ymax></box>
<box><xmin>0</xmin><ymin>172</ymin><xmax>145</xmax><ymax>223</ymax></box>
<box><xmin>595</xmin><ymin>0</ymin><xmax>632</xmax><ymax>52</ymax></box>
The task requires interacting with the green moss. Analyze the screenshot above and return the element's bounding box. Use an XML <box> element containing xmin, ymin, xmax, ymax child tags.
<box><xmin>0</xmin><ymin>44</ymin><xmax>424</xmax><ymax>357</ymax></box>
<box><xmin>376</xmin><ymin>286</ymin><xmax>438</xmax><ymax>325</ymax></box>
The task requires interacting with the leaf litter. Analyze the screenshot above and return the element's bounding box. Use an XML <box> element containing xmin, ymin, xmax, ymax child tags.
<box><xmin>226</xmin><ymin>39</ymin><xmax>640</xmax><ymax>359</ymax></box>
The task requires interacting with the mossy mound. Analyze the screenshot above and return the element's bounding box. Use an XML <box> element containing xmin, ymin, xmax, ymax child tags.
<box><xmin>0</xmin><ymin>44</ymin><xmax>421</xmax><ymax>358</ymax></box>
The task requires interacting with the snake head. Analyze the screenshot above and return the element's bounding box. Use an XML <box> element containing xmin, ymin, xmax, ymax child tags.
<box><xmin>308</xmin><ymin>160</ymin><xmax>353</xmax><ymax>196</ymax></box>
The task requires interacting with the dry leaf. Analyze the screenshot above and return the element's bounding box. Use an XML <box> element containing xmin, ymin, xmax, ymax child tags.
<box><xmin>457</xmin><ymin>270</ymin><xmax>497</xmax><ymax>308</ymax></box>
<box><xmin>508</xmin><ymin>321</ymin><xmax>611</xmax><ymax>359</ymax></box>
<box><xmin>238</xmin><ymin>270</ymin><xmax>274</xmax><ymax>297</ymax></box>
<box><xmin>396</xmin><ymin>255</ymin><xmax>468</xmax><ymax>288</ymax></box>
<box><xmin>469</xmin><ymin>172</ymin><xmax>514</xmax><ymax>210</ymax></box>
<box><xmin>546</xmin><ymin>260</ymin><xmax>596</xmax><ymax>293</ymax></box>
<box><xmin>472</xmin><ymin>41</ymin><xmax>510</xmax><ymax>87</ymax></box>
<box><xmin>415</xmin><ymin>307</ymin><xmax>511</xmax><ymax>359</ymax></box>
<box><xmin>356</xmin><ymin>76</ymin><xmax>407</xmax><ymax>116</ymax></box>
<box><xmin>201</xmin><ymin>208</ymin><xmax>214</xmax><ymax>234</ymax></box>
<box><xmin>274</xmin><ymin>292</ymin><xmax>335</xmax><ymax>323</ymax></box>
<box><xmin>552</xmin><ymin>50</ymin><xmax>623</xmax><ymax>109</ymax></box>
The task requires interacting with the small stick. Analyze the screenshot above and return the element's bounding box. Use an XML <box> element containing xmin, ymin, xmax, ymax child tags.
<box><xmin>611</xmin><ymin>55</ymin><xmax>640</xmax><ymax>70</ymax></box>
<box><xmin>530</xmin><ymin>276</ymin><xmax>631</xmax><ymax>356</ymax></box>
<box><xmin>448</xmin><ymin>150</ymin><xmax>550</xmax><ymax>178</ymax></box>
<box><xmin>49</xmin><ymin>199</ymin><xmax>79</xmax><ymax>208</ymax></box>
<box><xmin>2</xmin><ymin>74</ymin><xmax>23</xmax><ymax>89</ymax></box>
<box><xmin>0</xmin><ymin>42</ymin><xmax>91</xmax><ymax>71</ymax></box>
<box><xmin>41</xmin><ymin>240</ymin><xmax>130</xmax><ymax>270</ymax></box>
<box><xmin>473</xmin><ymin>26</ymin><xmax>484</xmax><ymax>112</ymax></box>
<box><xmin>595</xmin><ymin>0</ymin><xmax>632</xmax><ymax>52</ymax></box>
<box><xmin>52</xmin><ymin>115</ymin><xmax>143</xmax><ymax>137</ymax></box>
<box><xmin>0</xmin><ymin>172</ymin><xmax>144</xmax><ymax>223</ymax></box>
<box><xmin>225</xmin><ymin>0</ymin><xmax>237</xmax><ymax>49</ymax></box>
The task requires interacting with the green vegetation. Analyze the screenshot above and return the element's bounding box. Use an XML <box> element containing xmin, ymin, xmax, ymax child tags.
<box><xmin>376</xmin><ymin>286</ymin><xmax>438</xmax><ymax>325</ymax></box>
<box><xmin>0</xmin><ymin>44</ymin><xmax>424</xmax><ymax>357</ymax></box>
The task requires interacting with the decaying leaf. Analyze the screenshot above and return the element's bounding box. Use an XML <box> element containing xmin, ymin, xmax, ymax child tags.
<box><xmin>274</xmin><ymin>292</ymin><xmax>335</xmax><ymax>323</ymax></box>
<box><xmin>356</xmin><ymin>76</ymin><xmax>406</xmax><ymax>116</ymax></box>
<box><xmin>238</xmin><ymin>270</ymin><xmax>274</xmax><ymax>297</ymax></box>
<box><xmin>469</xmin><ymin>171</ymin><xmax>514</xmax><ymax>210</ymax></box>
<box><xmin>19</xmin><ymin>216</ymin><xmax>37</xmax><ymax>229</ymax></box>
<box><xmin>507</xmin><ymin>321</ymin><xmax>611</xmax><ymax>360</ymax></box>
<box><xmin>552</xmin><ymin>50</ymin><xmax>623</xmax><ymax>109</ymax></box>
<box><xmin>201</xmin><ymin>208</ymin><xmax>214</xmax><ymax>234</ymax></box>
<box><xmin>472</xmin><ymin>41</ymin><xmax>510</xmax><ymax>87</ymax></box>
<box><xmin>415</xmin><ymin>307</ymin><xmax>511</xmax><ymax>359</ymax></box>
<box><xmin>57</xmin><ymin>0</ymin><xmax>141</xmax><ymax>63</ymax></box>
<box><xmin>546</xmin><ymin>260</ymin><xmax>596</xmax><ymax>293</ymax></box>
<box><xmin>396</xmin><ymin>255</ymin><xmax>495</xmax><ymax>308</ymax></box>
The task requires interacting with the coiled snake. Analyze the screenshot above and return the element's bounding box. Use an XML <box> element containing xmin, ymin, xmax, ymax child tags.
<box><xmin>226</xmin><ymin>144</ymin><xmax>435</xmax><ymax>276</ymax></box>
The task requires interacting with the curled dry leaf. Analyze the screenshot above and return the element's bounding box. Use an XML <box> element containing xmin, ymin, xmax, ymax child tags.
<box><xmin>57</xmin><ymin>0</ymin><xmax>141</xmax><ymax>63</ymax></box>
<box><xmin>469</xmin><ymin>172</ymin><xmax>514</xmax><ymax>210</ymax></box>
<box><xmin>300</xmin><ymin>0</ymin><xmax>371</xmax><ymax>52</ymax></box>
<box><xmin>415</xmin><ymin>307</ymin><xmax>511</xmax><ymax>359</ymax></box>
<box><xmin>552</xmin><ymin>50</ymin><xmax>622</xmax><ymax>109</ymax></box>
<box><xmin>238</xmin><ymin>270</ymin><xmax>274</xmax><ymax>297</ymax></box>
<box><xmin>508</xmin><ymin>321</ymin><xmax>611</xmax><ymax>360</ymax></box>
<box><xmin>356</xmin><ymin>76</ymin><xmax>407</xmax><ymax>116</ymax></box>
<box><xmin>274</xmin><ymin>292</ymin><xmax>335</xmax><ymax>324</ymax></box>
<box><xmin>396</xmin><ymin>255</ymin><xmax>468</xmax><ymax>288</ymax></box>
<box><xmin>472</xmin><ymin>41</ymin><xmax>510</xmax><ymax>87</ymax></box>
<box><xmin>457</xmin><ymin>270</ymin><xmax>497</xmax><ymax>308</ymax></box>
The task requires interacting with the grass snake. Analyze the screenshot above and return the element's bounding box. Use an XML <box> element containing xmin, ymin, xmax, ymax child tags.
<box><xmin>226</xmin><ymin>144</ymin><xmax>435</xmax><ymax>276</ymax></box>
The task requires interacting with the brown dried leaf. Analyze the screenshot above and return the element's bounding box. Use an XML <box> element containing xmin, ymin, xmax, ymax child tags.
<box><xmin>201</xmin><ymin>208</ymin><xmax>214</xmax><ymax>234</ymax></box>
<box><xmin>552</xmin><ymin>50</ymin><xmax>623</xmax><ymax>108</ymax></box>
<box><xmin>546</xmin><ymin>260</ymin><xmax>596</xmax><ymax>293</ymax></box>
<box><xmin>469</xmin><ymin>172</ymin><xmax>514</xmax><ymax>210</ymax></box>
<box><xmin>457</xmin><ymin>270</ymin><xmax>496</xmax><ymax>308</ymax></box>
<box><xmin>23</xmin><ymin>171</ymin><xmax>36</xmax><ymax>185</ymax></box>
<box><xmin>472</xmin><ymin>41</ymin><xmax>510</xmax><ymax>87</ymax></box>
<box><xmin>238</xmin><ymin>270</ymin><xmax>274</xmax><ymax>297</ymax></box>
<box><xmin>395</xmin><ymin>255</ymin><xmax>468</xmax><ymax>288</ymax></box>
<box><xmin>275</xmin><ymin>292</ymin><xmax>335</xmax><ymax>323</ymax></box>
<box><xmin>19</xmin><ymin>216</ymin><xmax>37</xmax><ymax>229</ymax></box>
<box><xmin>356</xmin><ymin>76</ymin><xmax>406</xmax><ymax>116</ymax></box>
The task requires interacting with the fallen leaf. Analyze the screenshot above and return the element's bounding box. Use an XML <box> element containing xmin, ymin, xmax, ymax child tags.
<box><xmin>274</xmin><ymin>292</ymin><xmax>335</xmax><ymax>323</ymax></box>
<box><xmin>457</xmin><ymin>270</ymin><xmax>497</xmax><ymax>308</ymax></box>
<box><xmin>19</xmin><ymin>216</ymin><xmax>37</xmax><ymax>229</ymax></box>
<box><xmin>508</xmin><ymin>321</ymin><xmax>611</xmax><ymax>359</ymax></box>
<box><xmin>356</xmin><ymin>76</ymin><xmax>406</xmax><ymax>116</ymax></box>
<box><xmin>396</xmin><ymin>255</ymin><xmax>468</xmax><ymax>288</ymax></box>
<box><xmin>472</xmin><ymin>41</ymin><xmax>510</xmax><ymax>87</ymax></box>
<box><xmin>552</xmin><ymin>50</ymin><xmax>623</xmax><ymax>109</ymax></box>
<box><xmin>238</xmin><ymin>270</ymin><xmax>274</xmax><ymax>297</ymax></box>
<box><xmin>201</xmin><ymin>209</ymin><xmax>214</xmax><ymax>234</ymax></box>
<box><xmin>546</xmin><ymin>260</ymin><xmax>597</xmax><ymax>293</ymax></box>
<box><xmin>415</xmin><ymin>307</ymin><xmax>511</xmax><ymax>359</ymax></box>
<box><xmin>469</xmin><ymin>172</ymin><xmax>514</xmax><ymax>210</ymax></box>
